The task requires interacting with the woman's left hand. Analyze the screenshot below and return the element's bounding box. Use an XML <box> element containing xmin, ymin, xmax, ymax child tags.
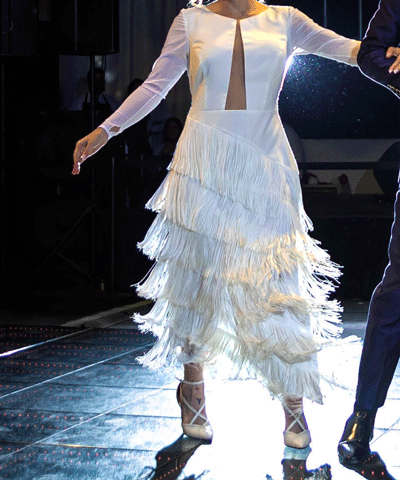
<box><xmin>387</xmin><ymin>47</ymin><xmax>400</xmax><ymax>73</ymax></box>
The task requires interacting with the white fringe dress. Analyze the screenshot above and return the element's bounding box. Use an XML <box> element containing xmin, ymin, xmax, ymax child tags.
<box><xmin>100</xmin><ymin>5</ymin><xmax>360</xmax><ymax>403</ymax></box>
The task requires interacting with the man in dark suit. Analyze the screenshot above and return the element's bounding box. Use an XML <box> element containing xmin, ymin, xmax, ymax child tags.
<box><xmin>338</xmin><ymin>0</ymin><xmax>400</xmax><ymax>469</ymax></box>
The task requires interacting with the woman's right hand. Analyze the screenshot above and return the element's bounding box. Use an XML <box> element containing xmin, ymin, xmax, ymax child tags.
<box><xmin>72</xmin><ymin>127</ymin><xmax>109</xmax><ymax>175</ymax></box>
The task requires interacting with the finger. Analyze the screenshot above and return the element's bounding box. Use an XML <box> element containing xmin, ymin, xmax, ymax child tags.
<box><xmin>392</xmin><ymin>57</ymin><xmax>400</xmax><ymax>71</ymax></box>
<box><xmin>72</xmin><ymin>130</ymin><xmax>107</xmax><ymax>175</ymax></box>
<box><xmin>387</xmin><ymin>47</ymin><xmax>400</xmax><ymax>72</ymax></box>
<box><xmin>71</xmin><ymin>150</ymin><xmax>89</xmax><ymax>175</ymax></box>
<box><xmin>72</xmin><ymin>140</ymin><xmax>87</xmax><ymax>175</ymax></box>
<box><xmin>71</xmin><ymin>161</ymin><xmax>81</xmax><ymax>175</ymax></box>
<box><xmin>72</xmin><ymin>141</ymin><xmax>95</xmax><ymax>175</ymax></box>
<box><xmin>389</xmin><ymin>56</ymin><xmax>400</xmax><ymax>73</ymax></box>
<box><xmin>386</xmin><ymin>46</ymin><xmax>398</xmax><ymax>58</ymax></box>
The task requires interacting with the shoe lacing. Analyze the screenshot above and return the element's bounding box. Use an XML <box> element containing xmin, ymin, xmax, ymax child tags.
<box><xmin>180</xmin><ymin>379</ymin><xmax>209</xmax><ymax>427</ymax></box>
<box><xmin>283</xmin><ymin>397</ymin><xmax>307</xmax><ymax>434</ymax></box>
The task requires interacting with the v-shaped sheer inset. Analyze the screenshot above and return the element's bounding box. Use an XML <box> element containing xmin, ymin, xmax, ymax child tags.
<box><xmin>225</xmin><ymin>21</ymin><xmax>246</xmax><ymax>110</ymax></box>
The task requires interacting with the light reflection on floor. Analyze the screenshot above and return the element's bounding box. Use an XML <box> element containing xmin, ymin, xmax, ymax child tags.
<box><xmin>0</xmin><ymin>307</ymin><xmax>399</xmax><ymax>479</ymax></box>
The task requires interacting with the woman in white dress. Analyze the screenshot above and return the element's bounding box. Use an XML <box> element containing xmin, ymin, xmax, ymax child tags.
<box><xmin>72</xmin><ymin>0</ymin><xmax>362</xmax><ymax>449</ymax></box>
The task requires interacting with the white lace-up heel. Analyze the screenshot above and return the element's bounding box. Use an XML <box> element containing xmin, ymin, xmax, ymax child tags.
<box><xmin>283</xmin><ymin>397</ymin><xmax>311</xmax><ymax>449</ymax></box>
<box><xmin>176</xmin><ymin>379</ymin><xmax>213</xmax><ymax>442</ymax></box>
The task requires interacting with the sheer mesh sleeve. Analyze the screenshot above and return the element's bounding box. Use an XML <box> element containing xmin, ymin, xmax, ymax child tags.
<box><xmin>99</xmin><ymin>10</ymin><xmax>189</xmax><ymax>139</ymax></box>
<box><xmin>288</xmin><ymin>7</ymin><xmax>360</xmax><ymax>66</ymax></box>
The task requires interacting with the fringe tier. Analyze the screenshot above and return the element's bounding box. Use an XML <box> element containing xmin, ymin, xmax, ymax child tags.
<box><xmin>134</xmin><ymin>114</ymin><xmax>343</xmax><ymax>404</ymax></box>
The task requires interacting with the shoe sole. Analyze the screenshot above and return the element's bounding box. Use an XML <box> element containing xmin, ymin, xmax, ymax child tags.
<box><xmin>338</xmin><ymin>452</ymin><xmax>382</xmax><ymax>470</ymax></box>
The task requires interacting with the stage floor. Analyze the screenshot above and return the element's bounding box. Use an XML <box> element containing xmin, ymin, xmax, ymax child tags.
<box><xmin>0</xmin><ymin>301</ymin><xmax>399</xmax><ymax>480</ymax></box>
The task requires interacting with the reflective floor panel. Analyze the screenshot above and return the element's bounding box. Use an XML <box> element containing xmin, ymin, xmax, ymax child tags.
<box><xmin>0</xmin><ymin>320</ymin><xmax>399</xmax><ymax>479</ymax></box>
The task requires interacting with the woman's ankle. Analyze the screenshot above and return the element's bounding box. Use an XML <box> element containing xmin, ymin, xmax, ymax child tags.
<box><xmin>283</xmin><ymin>396</ymin><xmax>308</xmax><ymax>433</ymax></box>
<box><xmin>184</xmin><ymin>363</ymin><xmax>204</xmax><ymax>383</ymax></box>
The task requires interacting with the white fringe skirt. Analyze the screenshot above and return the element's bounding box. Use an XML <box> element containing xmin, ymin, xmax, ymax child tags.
<box><xmin>135</xmin><ymin>109</ymin><xmax>343</xmax><ymax>404</ymax></box>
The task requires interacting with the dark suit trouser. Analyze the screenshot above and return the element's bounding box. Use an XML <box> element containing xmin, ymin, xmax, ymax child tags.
<box><xmin>355</xmin><ymin>183</ymin><xmax>400</xmax><ymax>411</ymax></box>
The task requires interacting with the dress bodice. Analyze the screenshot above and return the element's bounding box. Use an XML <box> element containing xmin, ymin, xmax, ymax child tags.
<box><xmin>100</xmin><ymin>5</ymin><xmax>359</xmax><ymax>138</ymax></box>
<box><xmin>188</xmin><ymin>6</ymin><xmax>292</xmax><ymax>112</ymax></box>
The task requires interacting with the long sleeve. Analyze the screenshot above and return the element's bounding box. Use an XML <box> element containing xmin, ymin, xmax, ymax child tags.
<box><xmin>357</xmin><ymin>0</ymin><xmax>400</xmax><ymax>96</ymax></box>
<box><xmin>288</xmin><ymin>7</ymin><xmax>360</xmax><ymax>66</ymax></box>
<box><xmin>100</xmin><ymin>11</ymin><xmax>189</xmax><ymax>139</ymax></box>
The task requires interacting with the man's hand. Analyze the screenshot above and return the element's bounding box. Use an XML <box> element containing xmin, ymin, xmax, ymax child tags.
<box><xmin>387</xmin><ymin>47</ymin><xmax>400</xmax><ymax>73</ymax></box>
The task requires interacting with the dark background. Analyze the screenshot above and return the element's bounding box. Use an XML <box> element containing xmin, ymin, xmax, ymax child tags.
<box><xmin>1</xmin><ymin>0</ymin><xmax>399</xmax><ymax>301</ymax></box>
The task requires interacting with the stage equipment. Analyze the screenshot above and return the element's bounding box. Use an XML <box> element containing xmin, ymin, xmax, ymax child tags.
<box><xmin>26</xmin><ymin>106</ymin><xmax>121</xmax><ymax>291</ymax></box>
<box><xmin>53</xmin><ymin>0</ymin><xmax>119</xmax><ymax>55</ymax></box>
<box><xmin>26</xmin><ymin>0</ymin><xmax>120</xmax><ymax>289</ymax></box>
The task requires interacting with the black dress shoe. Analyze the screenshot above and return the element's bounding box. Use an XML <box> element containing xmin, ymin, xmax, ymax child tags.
<box><xmin>338</xmin><ymin>411</ymin><xmax>374</xmax><ymax>467</ymax></box>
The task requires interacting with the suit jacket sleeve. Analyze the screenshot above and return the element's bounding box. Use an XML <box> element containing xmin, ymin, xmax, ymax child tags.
<box><xmin>358</xmin><ymin>0</ymin><xmax>400</xmax><ymax>96</ymax></box>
